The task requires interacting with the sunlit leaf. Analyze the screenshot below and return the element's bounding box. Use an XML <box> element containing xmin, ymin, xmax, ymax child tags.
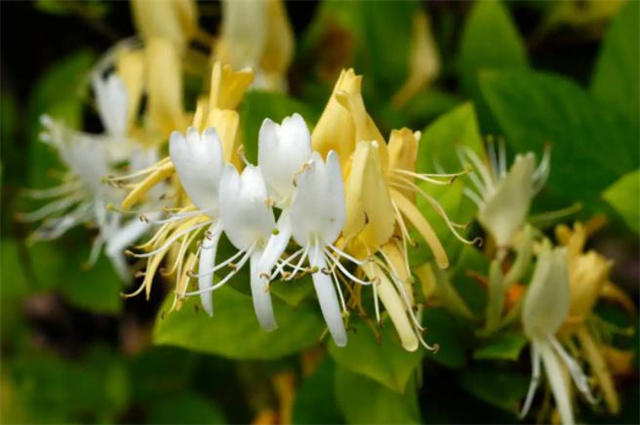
<box><xmin>603</xmin><ymin>170</ymin><xmax>639</xmax><ymax>233</ymax></box>
<box><xmin>329</xmin><ymin>319</ymin><xmax>422</xmax><ymax>394</ymax></box>
<box><xmin>417</xmin><ymin>102</ymin><xmax>484</xmax><ymax>174</ymax></box>
<box><xmin>153</xmin><ymin>286</ymin><xmax>325</xmax><ymax>359</ymax></box>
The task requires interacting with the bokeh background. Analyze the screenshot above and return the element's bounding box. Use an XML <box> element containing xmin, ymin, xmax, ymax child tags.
<box><xmin>1</xmin><ymin>1</ymin><xmax>638</xmax><ymax>424</ymax></box>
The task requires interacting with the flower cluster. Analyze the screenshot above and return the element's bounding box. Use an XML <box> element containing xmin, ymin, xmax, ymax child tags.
<box><xmin>119</xmin><ymin>68</ymin><xmax>475</xmax><ymax>351</ymax></box>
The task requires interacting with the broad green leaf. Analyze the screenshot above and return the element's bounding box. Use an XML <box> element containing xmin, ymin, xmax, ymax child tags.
<box><xmin>335</xmin><ymin>366</ymin><xmax>420</xmax><ymax>424</ymax></box>
<box><xmin>458</xmin><ymin>366</ymin><xmax>529</xmax><ymax>413</ymax></box>
<box><xmin>411</xmin><ymin>178</ymin><xmax>478</xmax><ymax>266</ymax></box>
<box><xmin>269</xmin><ymin>275</ymin><xmax>315</xmax><ymax>308</ymax></box>
<box><xmin>480</xmin><ymin>69</ymin><xmax>637</xmax><ymax>203</ymax></box>
<box><xmin>292</xmin><ymin>357</ymin><xmax>344</xmax><ymax>424</ymax></box>
<box><xmin>451</xmin><ymin>245</ymin><xmax>490</xmax><ymax>317</ymax></box>
<box><xmin>591</xmin><ymin>0</ymin><xmax>639</xmax><ymax>127</ymax></box>
<box><xmin>148</xmin><ymin>393</ymin><xmax>226</xmax><ymax>424</ymax></box>
<box><xmin>26</xmin><ymin>51</ymin><xmax>95</xmax><ymax>189</ymax></box>
<box><xmin>239</xmin><ymin>91</ymin><xmax>318</xmax><ymax>164</ymax></box>
<box><xmin>59</xmin><ymin>252</ymin><xmax>123</xmax><ymax>314</ymax></box>
<box><xmin>603</xmin><ymin>170</ymin><xmax>639</xmax><ymax>233</ymax></box>
<box><xmin>473</xmin><ymin>333</ymin><xmax>528</xmax><ymax>361</ymax></box>
<box><xmin>458</xmin><ymin>0</ymin><xmax>528</xmax><ymax>96</ymax></box>
<box><xmin>153</xmin><ymin>286</ymin><xmax>325</xmax><ymax>359</ymax></box>
<box><xmin>328</xmin><ymin>318</ymin><xmax>422</xmax><ymax>394</ymax></box>
<box><xmin>422</xmin><ymin>308</ymin><xmax>469</xmax><ymax>369</ymax></box>
<box><xmin>417</xmin><ymin>102</ymin><xmax>484</xmax><ymax>173</ymax></box>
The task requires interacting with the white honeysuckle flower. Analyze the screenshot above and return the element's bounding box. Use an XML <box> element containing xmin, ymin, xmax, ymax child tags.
<box><xmin>21</xmin><ymin>115</ymin><xmax>157</xmax><ymax>281</ymax></box>
<box><xmin>276</xmin><ymin>150</ymin><xmax>368</xmax><ymax>347</ymax></box>
<box><xmin>169</xmin><ymin>127</ymin><xmax>224</xmax><ymax>214</ymax></box>
<box><xmin>519</xmin><ymin>246</ymin><xmax>596</xmax><ymax>425</ymax></box>
<box><xmin>462</xmin><ymin>142</ymin><xmax>550</xmax><ymax>248</ymax></box>
<box><xmin>258</xmin><ymin>113</ymin><xmax>312</xmax><ymax>207</ymax></box>
<box><xmin>256</xmin><ymin>113</ymin><xmax>313</xmax><ymax>296</ymax></box>
<box><xmin>185</xmin><ymin>164</ymin><xmax>278</xmax><ymax>331</ymax></box>
<box><xmin>157</xmin><ymin>127</ymin><xmax>226</xmax><ymax>315</ymax></box>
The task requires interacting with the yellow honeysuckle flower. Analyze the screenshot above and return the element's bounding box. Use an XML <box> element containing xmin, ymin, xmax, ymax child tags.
<box><xmin>130</xmin><ymin>0</ymin><xmax>198</xmax><ymax>52</ymax></box>
<box><xmin>311</xmin><ymin>68</ymin><xmax>361</xmax><ymax>168</ymax></box>
<box><xmin>215</xmin><ymin>0</ymin><xmax>294</xmax><ymax>91</ymax></box>
<box><xmin>115</xmin><ymin>47</ymin><xmax>145</xmax><ymax>132</ymax></box>
<box><xmin>555</xmin><ymin>219</ymin><xmax>636</xmax><ymax>415</ymax></box>
<box><xmin>391</xmin><ymin>10</ymin><xmax>441</xmax><ymax>107</ymax></box>
<box><xmin>144</xmin><ymin>38</ymin><xmax>187</xmax><ymax>141</ymax></box>
<box><xmin>310</xmin><ymin>69</ymin><xmax>473</xmax><ymax>351</ymax></box>
<box><xmin>115</xmin><ymin>61</ymin><xmax>253</xmax><ymax>211</ymax></box>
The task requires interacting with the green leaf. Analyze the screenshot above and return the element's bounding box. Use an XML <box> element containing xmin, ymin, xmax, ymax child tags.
<box><xmin>335</xmin><ymin>366</ymin><xmax>420</xmax><ymax>424</ymax></box>
<box><xmin>451</xmin><ymin>245</ymin><xmax>490</xmax><ymax>317</ymax></box>
<box><xmin>153</xmin><ymin>286</ymin><xmax>325</xmax><ymax>359</ymax></box>
<box><xmin>269</xmin><ymin>275</ymin><xmax>315</xmax><ymax>308</ymax></box>
<box><xmin>603</xmin><ymin>170</ymin><xmax>639</xmax><ymax>233</ymax></box>
<box><xmin>473</xmin><ymin>333</ymin><xmax>528</xmax><ymax>361</ymax></box>
<box><xmin>480</xmin><ymin>69</ymin><xmax>637</xmax><ymax>203</ymax></box>
<box><xmin>422</xmin><ymin>308</ymin><xmax>468</xmax><ymax>369</ymax></box>
<box><xmin>458</xmin><ymin>0</ymin><xmax>528</xmax><ymax>96</ymax></box>
<box><xmin>239</xmin><ymin>91</ymin><xmax>318</xmax><ymax>164</ymax></box>
<box><xmin>458</xmin><ymin>366</ymin><xmax>529</xmax><ymax>413</ymax></box>
<box><xmin>59</xmin><ymin>252</ymin><xmax>123</xmax><ymax>314</ymax></box>
<box><xmin>417</xmin><ymin>102</ymin><xmax>484</xmax><ymax>173</ymax></box>
<box><xmin>411</xmin><ymin>178</ymin><xmax>478</xmax><ymax>266</ymax></box>
<box><xmin>328</xmin><ymin>318</ymin><xmax>422</xmax><ymax>394</ymax></box>
<box><xmin>590</xmin><ymin>0</ymin><xmax>639</xmax><ymax>126</ymax></box>
<box><xmin>292</xmin><ymin>357</ymin><xmax>344</xmax><ymax>424</ymax></box>
<box><xmin>148</xmin><ymin>393</ymin><xmax>226</xmax><ymax>424</ymax></box>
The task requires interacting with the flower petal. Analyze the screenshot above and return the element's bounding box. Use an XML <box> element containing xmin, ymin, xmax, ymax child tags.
<box><xmin>169</xmin><ymin>127</ymin><xmax>224</xmax><ymax>212</ymax></box>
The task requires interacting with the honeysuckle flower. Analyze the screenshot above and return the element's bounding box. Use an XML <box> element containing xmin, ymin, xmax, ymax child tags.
<box><xmin>284</xmin><ymin>151</ymin><xmax>355</xmax><ymax>347</ymax></box>
<box><xmin>123</xmin><ymin>127</ymin><xmax>224</xmax><ymax>309</ymax></box>
<box><xmin>391</xmin><ymin>11</ymin><xmax>441</xmax><ymax>107</ymax></box>
<box><xmin>554</xmin><ymin>219</ymin><xmax>637</xmax><ymax>414</ymax></box>
<box><xmin>184</xmin><ymin>164</ymin><xmax>279</xmax><ymax>331</ymax></box>
<box><xmin>144</xmin><ymin>38</ymin><xmax>187</xmax><ymax>141</ymax></box>
<box><xmin>116</xmin><ymin>61</ymin><xmax>252</xmax><ymax>212</ymax></box>
<box><xmin>256</xmin><ymin>113</ymin><xmax>313</xmax><ymax>285</ymax></box>
<box><xmin>462</xmin><ymin>141</ymin><xmax>550</xmax><ymax>249</ymax></box>
<box><xmin>310</xmin><ymin>69</ymin><xmax>472</xmax><ymax>351</ymax></box>
<box><xmin>216</xmin><ymin>0</ymin><xmax>294</xmax><ymax>91</ymax></box>
<box><xmin>130</xmin><ymin>0</ymin><xmax>198</xmax><ymax>53</ymax></box>
<box><xmin>20</xmin><ymin>110</ymin><xmax>156</xmax><ymax>281</ymax></box>
<box><xmin>520</xmin><ymin>246</ymin><xmax>596</xmax><ymax>425</ymax></box>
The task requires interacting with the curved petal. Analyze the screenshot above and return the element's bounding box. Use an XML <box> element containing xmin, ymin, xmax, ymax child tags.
<box><xmin>219</xmin><ymin>165</ymin><xmax>275</xmax><ymax>250</ymax></box>
<box><xmin>250</xmin><ymin>248</ymin><xmax>278</xmax><ymax>331</ymax></box>
<box><xmin>289</xmin><ymin>151</ymin><xmax>346</xmax><ymax>246</ymax></box>
<box><xmin>522</xmin><ymin>247</ymin><xmax>570</xmax><ymax>339</ymax></box>
<box><xmin>309</xmin><ymin>243</ymin><xmax>347</xmax><ymax>347</ymax></box>
<box><xmin>93</xmin><ymin>74</ymin><xmax>128</xmax><ymax>138</ymax></box>
<box><xmin>198</xmin><ymin>222</ymin><xmax>223</xmax><ymax>316</ymax></box>
<box><xmin>169</xmin><ymin>127</ymin><xmax>224</xmax><ymax>212</ymax></box>
<box><xmin>258</xmin><ymin>113</ymin><xmax>312</xmax><ymax>205</ymax></box>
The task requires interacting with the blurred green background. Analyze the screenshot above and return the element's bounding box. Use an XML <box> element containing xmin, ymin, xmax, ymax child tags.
<box><xmin>1</xmin><ymin>1</ymin><xmax>638</xmax><ymax>424</ymax></box>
